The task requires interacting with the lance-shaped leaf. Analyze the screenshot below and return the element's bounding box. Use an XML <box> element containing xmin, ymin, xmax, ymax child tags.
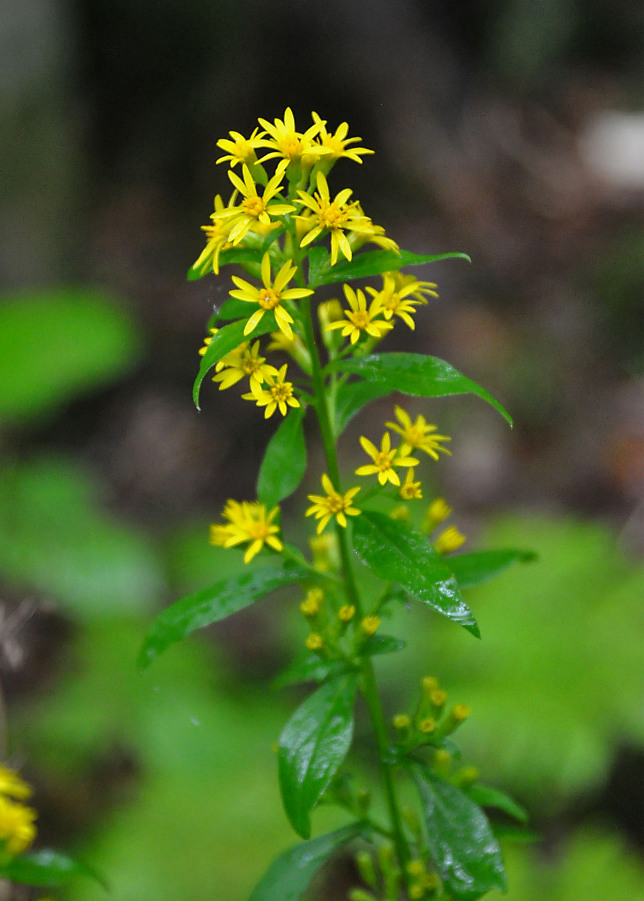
<box><xmin>447</xmin><ymin>549</ymin><xmax>536</xmax><ymax>589</ymax></box>
<box><xmin>257</xmin><ymin>407</ymin><xmax>307</xmax><ymax>509</ymax></box>
<box><xmin>138</xmin><ymin>562</ymin><xmax>309</xmax><ymax>669</ymax></box>
<box><xmin>187</xmin><ymin>247</ymin><xmax>263</xmax><ymax>280</ymax></box>
<box><xmin>272</xmin><ymin>653</ymin><xmax>346</xmax><ymax>690</ymax></box>
<box><xmin>465</xmin><ymin>784</ymin><xmax>529</xmax><ymax>824</ymax></box>
<box><xmin>278</xmin><ymin>674</ymin><xmax>358</xmax><ymax>838</ymax></box>
<box><xmin>332</xmin><ymin>353</ymin><xmax>512</xmax><ymax>434</ymax></box>
<box><xmin>314</xmin><ymin>249</ymin><xmax>471</xmax><ymax>287</ymax></box>
<box><xmin>0</xmin><ymin>850</ymin><xmax>106</xmax><ymax>889</ymax></box>
<box><xmin>412</xmin><ymin>765</ymin><xmax>507</xmax><ymax>900</ymax></box>
<box><xmin>248</xmin><ymin>823</ymin><xmax>362</xmax><ymax>901</ymax></box>
<box><xmin>193</xmin><ymin>314</ymin><xmax>278</xmax><ymax>409</ymax></box>
<box><xmin>352</xmin><ymin>511</ymin><xmax>479</xmax><ymax>637</ymax></box>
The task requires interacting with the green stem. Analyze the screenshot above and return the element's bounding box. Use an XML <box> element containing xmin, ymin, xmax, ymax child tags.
<box><xmin>299</xmin><ymin>291</ymin><xmax>411</xmax><ymax>887</ymax></box>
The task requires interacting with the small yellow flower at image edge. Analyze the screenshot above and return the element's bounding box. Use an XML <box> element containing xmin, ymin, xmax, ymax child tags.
<box><xmin>0</xmin><ymin>794</ymin><xmax>37</xmax><ymax>855</ymax></box>
<box><xmin>306</xmin><ymin>474</ymin><xmax>361</xmax><ymax>534</ymax></box>
<box><xmin>209</xmin><ymin>500</ymin><xmax>283</xmax><ymax>564</ymax></box>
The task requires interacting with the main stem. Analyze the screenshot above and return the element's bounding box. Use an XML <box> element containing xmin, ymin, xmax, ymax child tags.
<box><xmin>300</xmin><ymin>297</ymin><xmax>411</xmax><ymax>884</ymax></box>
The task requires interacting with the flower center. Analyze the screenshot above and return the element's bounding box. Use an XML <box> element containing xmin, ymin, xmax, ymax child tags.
<box><xmin>248</xmin><ymin>520</ymin><xmax>269</xmax><ymax>540</ymax></box>
<box><xmin>243</xmin><ymin>196</ymin><xmax>266</xmax><ymax>218</ymax></box>
<box><xmin>271</xmin><ymin>383</ymin><xmax>293</xmax><ymax>402</ymax></box>
<box><xmin>258</xmin><ymin>289</ymin><xmax>279</xmax><ymax>310</ymax></box>
<box><xmin>375</xmin><ymin>453</ymin><xmax>393</xmax><ymax>471</ymax></box>
<box><xmin>321</xmin><ymin>203</ymin><xmax>346</xmax><ymax>230</ymax></box>
<box><xmin>327</xmin><ymin>493</ymin><xmax>345</xmax><ymax>513</ymax></box>
<box><xmin>349</xmin><ymin>311</ymin><xmax>370</xmax><ymax>329</ymax></box>
<box><xmin>383</xmin><ymin>293</ymin><xmax>400</xmax><ymax>311</ymax></box>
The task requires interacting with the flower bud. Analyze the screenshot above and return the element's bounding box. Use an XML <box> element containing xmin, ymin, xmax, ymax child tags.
<box><xmin>355</xmin><ymin>851</ymin><xmax>378</xmax><ymax>889</ymax></box>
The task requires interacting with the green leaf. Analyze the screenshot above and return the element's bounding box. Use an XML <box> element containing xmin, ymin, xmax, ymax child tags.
<box><xmin>278</xmin><ymin>674</ymin><xmax>358</xmax><ymax>838</ymax></box>
<box><xmin>447</xmin><ymin>549</ymin><xmax>536</xmax><ymax>589</ymax></box>
<box><xmin>314</xmin><ymin>250</ymin><xmax>471</xmax><ymax>286</ymax></box>
<box><xmin>306</xmin><ymin>246</ymin><xmax>330</xmax><ymax>285</ymax></box>
<box><xmin>412</xmin><ymin>765</ymin><xmax>507</xmax><ymax>900</ymax></box>
<box><xmin>332</xmin><ymin>353</ymin><xmax>512</xmax><ymax>433</ymax></box>
<box><xmin>353</xmin><ymin>512</ymin><xmax>479</xmax><ymax>637</ymax></box>
<box><xmin>248</xmin><ymin>823</ymin><xmax>362</xmax><ymax>901</ymax></box>
<box><xmin>0</xmin><ymin>849</ymin><xmax>106</xmax><ymax>889</ymax></box>
<box><xmin>257</xmin><ymin>407</ymin><xmax>307</xmax><ymax>509</ymax></box>
<box><xmin>0</xmin><ymin>288</ymin><xmax>142</xmax><ymax>424</ymax></box>
<box><xmin>465</xmin><ymin>784</ymin><xmax>529</xmax><ymax>823</ymax></box>
<box><xmin>193</xmin><ymin>315</ymin><xmax>278</xmax><ymax>409</ymax></box>
<box><xmin>360</xmin><ymin>634</ymin><xmax>406</xmax><ymax>657</ymax></box>
<box><xmin>187</xmin><ymin>247</ymin><xmax>263</xmax><ymax>280</ymax></box>
<box><xmin>139</xmin><ymin>561</ymin><xmax>309</xmax><ymax>669</ymax></box>
<box><xmin>272</xmin><ymin>653</ymin><xmax>345</xmax><ymax>690</ymax></box>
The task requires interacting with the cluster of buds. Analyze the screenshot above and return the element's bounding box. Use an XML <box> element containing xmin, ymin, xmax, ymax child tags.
<box><xmin>351</xmin><ymin>843</ymin><xmax>440</xmax><ymax>901</ymax></box>
<box><xmin>392</xmin><ymin>676</ymin><xmax>472</xmax><ymax>752</ymax></box>
<box><xmin>299</xmin><ymin>586</ymin><xmax>381</xmax><ymax>658</ymax></box>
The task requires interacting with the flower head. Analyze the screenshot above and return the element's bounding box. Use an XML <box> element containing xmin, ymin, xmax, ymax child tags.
<box><xmin>399</xmin><ymin>468</ymin><xmax>423</xmax><ymax>500</ymax></box>
<box><xmin>434</xmin><ymin>526</ymin><xmax>466</xmax><ymax>555</ymax></box>
<box><xmin>257</xmin><ymin>108</ymin><xmax>326</xmax><ymax>172</ymax></box>
<box><xmin>310</xmin><ymin>112</ymin><xmax>374</xmax><ymax>165</ymax></box>
<box><xmin>213</xmin><ymin>165</ymin><xmax>295</xmax><ymax>245</ymax></box>
<box><xmin>216</xmin><ymin>127</ymin><xmax>266</xmax><ymax>168</ymax></box>
<box><xmin>306</xmin><ymin>474</ymin><xmax>361</xmax><ymax>534</ymax></box>
<box><xmin>355</xmin><ymin>432</ymin><xmax>419</xmax><ymax>487</ymax></box>
<box><xmin>209</xmin><ymin>500</ymin><xmax>283</xmax><ymax>564</ymax></box>
<box><xmin>230</xmin><ymin>252</ymin><xmax>312</xmax><ymax>340</ymax></box>
<box><xmin>0</xmin><ymin>795</ymin><xmax>37</xmax><ymax>855</ymax></box>
<box><xmin>244</xmin><ymin>364</ymin><xmax>300</xmax><ymax>418</ymax></box>
<box><xmin>366</xmin><ymin>272</ymin><xmax>428</xmax><ymax>330</ymax></box>
<box><xmin>325</xmin><ymin>284</ymin><xmax>393</xmax><ymax>345</ymax></box>
<box><xmin>386</xmin><ymin>406</ymin><xmax>451</xmax><ymax>460</ymax></box>
<box><xmin>296</xmin><ymin>171</ymin><xmax>374</xmax><ymax>265</ymax></box>
<box><xmin>211</xmin><ymin>340</ymin><xmax>278</xmax><ymax>391</ymax></box>
<box><xmin>193</xmin><ymin>195</ymin><xmax>233</xmax><ymax>274</ymax></box>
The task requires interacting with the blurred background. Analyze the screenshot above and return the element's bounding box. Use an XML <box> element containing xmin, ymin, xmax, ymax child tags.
<box><xmin>0</xmin><ymin>0</ymin><xmax>642</xmax><ymax>898</ymax></box>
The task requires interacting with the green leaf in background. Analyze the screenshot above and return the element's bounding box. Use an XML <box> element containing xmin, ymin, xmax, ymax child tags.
<box><xmin>0</xmin><ymin>850</ymin><xmax>106</xmax><ymax>889</ymax></box>
<box><xmin>278</xmin><ymin>674</ymin><xmax>358</xmax><ymax>839</ymax></box>
<box><xmin>272</xmin><ymin>653</ymin><xmax>345</xmax><ymax>690</ymax></box>
<box><xmin>353</xmin><ymin>512</ymin><xmax>479</xmax><ymax>637</ymax></box>
<box><xmin>0</xmin><ymin>457</ymin><xmax>163</xmax><ymax>619</ymax></box>
<box><xmin>465</xmin><ymin>784</ymin><xmax>529</xmax><ymax>824</ymax></box>
<box><xmin>248</xmin><ymin>823</ymin><xmax>362</xmax><ymax>901</ymax></box>
<box><xmin>314</xmin><ymin>249</ymin><xmax>471</xmax><ymax>286</ymax></box>
<box><xmin>306</xmin><ymin>246</ymin><xmax>330</xmax><ymax>285</ymax></box>
<box><xmin>447</xmin><ymin>549</ymin><xmax>536</xmax><ymax>589</ymax></box>
<box><xmin>187</xmin><ymin>247</ymin><xmax>263</xmax><ymax>280</ymax></box>
<box><xmin>193</xmin><ymin>314</ymin><xmax>278</xmax><ymax>409</ymax></box>
<box><xmin>257</xmin><ymin>407</ymin><xmax>307</xmax><ymax>509</ymax></box>
<box><xmin>0</xmin><ymin>288</ymin><xmax>142</xmax><ymax>424</ymax></box>
<box><xmin>412</xmin><ymin>765</ymin><xmax>507</xmax><ymax>900</ymax></box>
<box><xmin>139</xmin><ymin>561</ymin><xmax>309</xmax><ymax>669</ymax></box>
<box><xmin>332</xmin><ymin>353</ymin><xmax>512</xmax><ymax>434</ymax></box>
<box><xmin>360</xmin><ymin>634</ymin><xmax>406</xmax><ymax>657</ymax></box>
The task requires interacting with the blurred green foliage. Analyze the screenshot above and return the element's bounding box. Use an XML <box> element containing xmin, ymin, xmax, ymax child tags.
<box><xmin>0</xmin><ymin>288</ymin><xmax>642</xmax><ymax>899</ymax></box>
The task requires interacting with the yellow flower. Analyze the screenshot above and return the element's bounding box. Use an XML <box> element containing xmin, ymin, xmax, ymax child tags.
<box><xmin>424</xmin><ymin>497</ymin><xmax>451</xmax><ymax>529</ymax></box>
<box><xmin>300</xmin><ymin>588</ymin><xmax>323</xmax><ymax>617</ymax></box>
<box><xmin>361</xmin><ymin>615</ymin><xmax>380</xmax><ymax>636</ymax></box>
<box><xmin>355</xmin><ymin>432</ymin><xmax>419</xmax><ymax>487</ymax></box>
<box><xmin>296</xmin><ymin>171</ymin><xmax>375</xmax><ymax>265</ymax></box>
<box><xmin>366</xmin><ymin>272</ymin><xmax>427</xmax><ymax>330</ymax></box>
<box><xmin>386</xmin><ymin>406</ymin><xmax>451</xmax><ymax>460</ymax></box>
<box><xmin>0</xmin><ymin>795</ymin><xmax>37</xmax><ymax>855</ymax></box>
<box><xmin>193</xmin><ymin>195</ymin><xmax>233</xmax><ymax>274</ymax></box>
<box><xmin>216</xmin><ymin>127</ymin><xmax>266</xmax><ymax>168</ymax></box>
<box><xmin>305</xmin><ymin>632</ymin><xmax>324</xmax><ymax>652</ymax></box>
<box><xmin>325</xmin><ymin>284</ymin><xmax>393</xmax><ymax>345</ymax></box>
<box><xmin>211</xmin><ymin>340</ymin><xmax>278</xmax><ymax>391</ymax></box>
<box><xmin>230</xmin><ymin>252</ymin><xmax>312</xmax><ymax>340</ymax></box>
<box><xmin>338</xmin><ymin>604</ymin><xmax>356</xmax><ymax>622</ymax></box>
<box><xmin>399</xmin><ymin>468</ymin><xmax>423</xmax><ymax>500</ymax></box>
<box><xmin>310</xmin><ymin>112</ymin><xmax>374</xmax><ymax>165</ymax></box>
<box><xmin>244</xmin><ymin>364</ymin><xmax>300</xmax><ymax>418</ymax></box>
<box><xmin>306</xmin><ymin>474</ymin><xmax>361</xmax><ymax>534</ymax></box>
<box><xmin>434</xmin><ymin>526</ymin><xmax>466</xmax><ymax>555</ymax></box>
<box><xmin>214</xmin><ymin>165</ymin><xmax>295</xmax><ymax>245</ymax></box>
<box><xmin>209</xmin><ymin>500</ymin><xmax>283</xmax><ymax>564</ymax></box>
<box><xmin>257</xmin><ymin>107</ymin><xmax>326</xmax><ymax>172</ymax></box>
<box><xmin>0</xmin><ymin>765</ymin><xmax>31</xmax><ymax>801</ymax></box>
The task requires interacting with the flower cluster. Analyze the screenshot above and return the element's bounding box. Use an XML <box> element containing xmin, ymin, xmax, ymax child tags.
<box><xmin>0</xmin><ymin>763</ymin><xmax>37</xmax><ymax>858</ymax></box>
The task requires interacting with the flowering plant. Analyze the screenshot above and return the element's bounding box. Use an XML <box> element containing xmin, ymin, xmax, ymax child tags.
<box><xmin>140</xmin><ymin>109</ymin><xmax>533</xmax><ymax>900</ymax></box>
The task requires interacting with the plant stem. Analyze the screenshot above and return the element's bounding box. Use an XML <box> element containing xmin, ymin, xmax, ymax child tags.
<box><xmin>300</xmin><ymin>296</ymin><xmax>411</xmax><ymax>887</ymax></box>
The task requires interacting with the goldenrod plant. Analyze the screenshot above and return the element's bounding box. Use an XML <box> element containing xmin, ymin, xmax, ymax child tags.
<box><xmin>140</xmin><ymin>109</ymin><xmax>535</xmax><ymax>900</ymax></box>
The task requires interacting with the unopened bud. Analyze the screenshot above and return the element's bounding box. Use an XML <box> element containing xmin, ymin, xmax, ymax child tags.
<box><xmin>305</xmin><ymin>632</ymin><xmax>324</xmax><ymax>652</ymax></box>
<box><xmin>355</xmin><ymin>851</ymin><xmax>377</xmax><ymax>889</ymax></box>
<box><xmin>423</xmin><ymin>497</ymin><xmax>451</xmax><ymax>531</ymax></box>
<box><xmin>361</xmin><ymin>616</ymin><xmax>380</xmax><ymax>636</ymax></box>
<box><xmin>434</xmin><ymin>526</ymin><xmax>466</xmax><ymax>555</ymax></box>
